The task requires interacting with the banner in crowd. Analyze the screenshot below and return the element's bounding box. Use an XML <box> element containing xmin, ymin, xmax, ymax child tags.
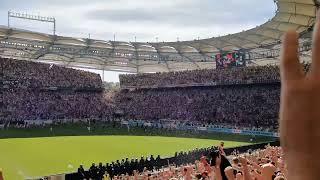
<box><xmin>197</xmin><ymin>127</ymin><xmax>208</xmax><ymax>131</ymax></box>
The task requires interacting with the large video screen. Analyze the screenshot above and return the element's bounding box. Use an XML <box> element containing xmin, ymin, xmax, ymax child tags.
<box><xmin>215</xmin><ymin>51</ymin><xmax>246</xmax><ymax>69</ymax></box>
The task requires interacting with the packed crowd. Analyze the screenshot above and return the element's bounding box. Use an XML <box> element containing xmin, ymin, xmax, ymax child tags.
<box><xmin>76</xmin><ymin>144</ymin><xmax>285</xmax><ymax>180</ymax></box>
<box><xmin>119</xmin><ymin>65</ymin><xmax>280</xmax><ymax>88</ymax></box>
<box><xmin>2</xmin><ymin>57</ymin><xmax>284</xmax><ymax>130</ymax></box>
<box><xmin>1</xmin><ymin>58</ymin><xmax>112</xmax><ymax>121</ymax></box>
<box><xmin>1</xmin><ymin>58</ymin><xmax>102</xmax><ymax>89</ymax></box>
<box><xmin>3</xmin><ymin>90</ymin><xmax>109</xmax><ymax>120</ymax></box>
<box><xmin>120</xmin><ymin>62</ymin><xmax>314</xmax><ymax>89</ymax></box>
<box><xmin>116</xmin><ymin>84</ymin><xmax>280</xmax><ymax>130</ymax></box>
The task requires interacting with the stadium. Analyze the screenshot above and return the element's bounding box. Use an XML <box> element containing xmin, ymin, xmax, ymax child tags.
<box><xmin>0</xmin><ymin>0</ymin><xmax>319</xmax><ymax>180</ymax></box>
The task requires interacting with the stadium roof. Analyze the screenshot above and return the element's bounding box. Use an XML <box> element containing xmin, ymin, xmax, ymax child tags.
<box><xmin>0</xmin><ymin>0</ymin><xmax>317</xmax><ymax>73</ymax></box>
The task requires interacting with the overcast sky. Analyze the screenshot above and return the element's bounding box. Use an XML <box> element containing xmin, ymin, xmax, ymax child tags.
<box><xmin>0</xmin><ymin>0</ymin><xmax>276</xmax><ymax>81</ymax></box>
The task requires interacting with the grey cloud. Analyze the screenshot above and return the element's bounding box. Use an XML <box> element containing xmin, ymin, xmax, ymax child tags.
<box><xmin>0</xmin><ymin>0</ymin><xmax>103</xmax><ymax>10</ymax></box>
<box><xmin>0</xmin><ymin>0</ymin><xmax>277</xmax><ymax>41</ymax></box>
<box><xmin>86</xmin><ymin>0</ymin><xmax>275</xmax><ymax>27</ymax></box>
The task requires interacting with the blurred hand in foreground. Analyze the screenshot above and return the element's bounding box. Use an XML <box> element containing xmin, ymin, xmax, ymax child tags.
<box><xmin>280</xmin><ymin>11</ymin><xmax>320</xmax><ymax>180</ymax></box>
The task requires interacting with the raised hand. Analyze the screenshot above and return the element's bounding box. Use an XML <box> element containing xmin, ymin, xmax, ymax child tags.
<box><xmin>280</xmin><ymin>12</ymin><xmax>320</xmax><ymax>180</ymax></box>
<box><xmin>238</xmin><ymin>157</ymin><xmax>252</xmax><ymax>180</ymax></box>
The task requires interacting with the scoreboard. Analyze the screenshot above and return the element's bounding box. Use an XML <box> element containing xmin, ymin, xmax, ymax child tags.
<box><xmin>215</xmin><ymin>51</ymin><xmax>246</xmax><ymax>69</ymax></box>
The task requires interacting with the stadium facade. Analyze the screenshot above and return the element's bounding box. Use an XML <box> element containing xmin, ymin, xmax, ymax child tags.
<box><xmin>0</xmin><ymin>0</ymin><xmax>317</xmax><ymax>73</ymax></box>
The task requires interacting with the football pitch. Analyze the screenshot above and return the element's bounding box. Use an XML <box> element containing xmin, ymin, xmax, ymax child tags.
<box><xmin>0</xmin><ymin>136</ymin><xmax>252</xmax><ymax>180</ymax></box>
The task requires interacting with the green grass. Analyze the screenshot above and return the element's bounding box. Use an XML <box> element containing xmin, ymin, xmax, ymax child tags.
<box><xmin>0</xmin><ymin>123</ymin><xmax>275</xmax><ymax>179</ymax></box>
<box><xmin>0</xmin><ymin>136</ymin><xmax>251</xmax><ymax>180</ymax></box>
